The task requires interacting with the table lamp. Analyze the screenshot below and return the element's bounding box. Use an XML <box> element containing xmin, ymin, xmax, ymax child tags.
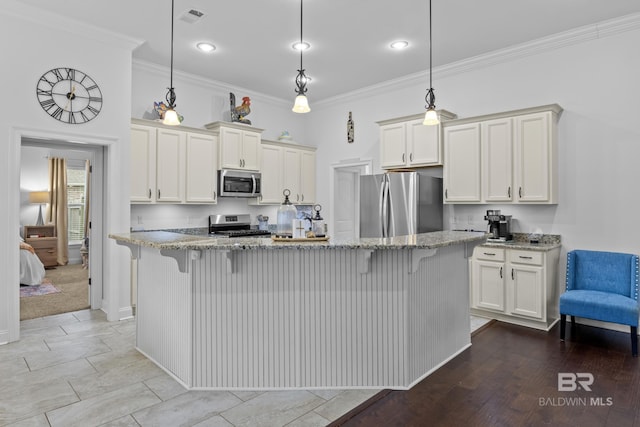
<box><xmin>29</xmin><ymin>191</ymin><xmax>50</xmax><ymax>226</ymax></box>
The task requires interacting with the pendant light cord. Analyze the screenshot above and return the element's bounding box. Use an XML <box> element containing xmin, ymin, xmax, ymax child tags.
<box><xmin>170</xmin><ymin>0</ymin><xmax>175</xmax><ymax>92</ymax></box>
<box><xmin>429</xmin><ymin>0</ymin><xmax>432</xmax><ymax>90</ymax></box>
<box><xmin>299</xmin><ymin>0</ymin><xmax>303</xmax><ymax>72</ymax></box>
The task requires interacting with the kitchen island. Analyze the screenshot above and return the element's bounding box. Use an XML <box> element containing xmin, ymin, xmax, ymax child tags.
<box><xmin>111</xmin><ymin>230</ymin><xmax>486</xmax><ymax>390</ymax></box>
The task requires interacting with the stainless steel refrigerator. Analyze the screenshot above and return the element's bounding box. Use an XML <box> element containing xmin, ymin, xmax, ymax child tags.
<box><xmin>359</xmin><ymin>171</ymin><xmax>443</xmax><ymax>238</ymax></box>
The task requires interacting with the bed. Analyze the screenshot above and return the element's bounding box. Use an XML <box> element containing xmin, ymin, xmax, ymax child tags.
<box><xmin>20</xmin><ymin>240</ymin><xmax>46</xmax><ymax>286</ymax></box>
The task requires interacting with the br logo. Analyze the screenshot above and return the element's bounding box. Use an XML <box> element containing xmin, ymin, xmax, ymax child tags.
<box><xmin>558</xmin><ymin>373</ymin><xmax>594</xmax><ymax>391</ymax></box>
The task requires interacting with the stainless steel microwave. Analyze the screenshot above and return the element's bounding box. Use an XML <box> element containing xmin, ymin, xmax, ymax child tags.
<box><xmin>218</xmin><ymin>170</ymin><xmax>261</xmax><ymax>198</ymax></box>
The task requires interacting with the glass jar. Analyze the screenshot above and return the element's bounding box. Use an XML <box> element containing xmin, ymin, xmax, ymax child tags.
<box><xmin>277</xmin><ymin>189</ymin><xmax>297</xmax><ymax>237</ymax></box>
<box><xmin>312</xmin><ymin>204</ymin><xmax>325</xmax><ymax>237</ymax></box>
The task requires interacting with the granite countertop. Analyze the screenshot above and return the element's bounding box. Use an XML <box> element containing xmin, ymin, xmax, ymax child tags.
<box><xmin>109</xmin><ymin>230</ymin><xmax>487</xmax><ymax>251</ymax></box>
<box><xmin>479</xmin><ymin>233</ymin><xmax>561</xmax><ymax>252</ymax></box>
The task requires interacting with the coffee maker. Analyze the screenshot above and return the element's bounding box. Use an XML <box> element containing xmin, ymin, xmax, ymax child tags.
<box><xmin>484</xmin><ymin>210</ymin><xmax>513</xmax><ymax>242</ymax></box>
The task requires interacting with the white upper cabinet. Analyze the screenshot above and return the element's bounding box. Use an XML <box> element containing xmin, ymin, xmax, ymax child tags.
<box><xmin>443</xmin><ymin>123</ymin><xmax>481</xmax><ymax>203</ymax></box>
<box><xmin>251</xmin><ymin>140</ymin><xmax>316</xmax><ymax>205</ymax></box>
<box><xmin>156</xmin><ymin>128</ymin><xmax>185</xmax><ymax>203</ymax></box>
<box><xmin>443</xmin><ymin>104</ymin><xmax>561</xmax><ymax>204</ymax></box>
<box><xmin>130</xmin><ymin>119</ymin><xmax>218</xmax><ymax>205</ymax></box>
<box><xmin>205</xmin><ymin>122</ymin><xmax>263</xmax><ymax>171</ymax></box>
<box><xmin>482</xmin><ymin>118</ymin><xmax>513</xmax><ymax>203</ymax></box>
<box><xmin>378</xmin><ymin>111</ymin><xmax>457</xmax><ymax>169</ymax></box>
<box><xmin>185</xmin><ymin>133</ymin><xmax>218</xmax><ymax>204</ymax></box>
<box><xmin>130</xmin><ymin>124</ymin><xmax>157</xmax><ymax>203</ymax></box>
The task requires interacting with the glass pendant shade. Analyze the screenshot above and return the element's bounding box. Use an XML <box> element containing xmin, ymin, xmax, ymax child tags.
<box><xmin>163</xmin><ymin>108</ymin><xmax>181</xmax><ymax>126</ymax></box>
<box><xmin>292</xmin><ymin>94</ymin><xmax>311</xmax><ymax>113</ymax></box>
<box><xmin>423</xmin><ymin>107</ymin><xmax>439</xmax><ymax>125</ymax></box>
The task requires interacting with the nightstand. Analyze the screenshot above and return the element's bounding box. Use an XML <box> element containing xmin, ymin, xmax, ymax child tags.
<box><xmin>24</xmin><ymin>225</ymin><xmax>58</xmax><ymax>268</ymax></box>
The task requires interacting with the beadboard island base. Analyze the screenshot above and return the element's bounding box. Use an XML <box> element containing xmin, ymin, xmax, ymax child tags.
<box><xmin>111</xmin><ymin>231</ymin><xmax>485</xmax><ymax>390</ymax></box>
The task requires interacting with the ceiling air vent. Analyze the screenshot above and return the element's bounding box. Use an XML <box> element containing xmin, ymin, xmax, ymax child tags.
<box><xmin>179</xmin><ymin>9</ymin><xmax>205</xmax><ymax>24</ymax></box>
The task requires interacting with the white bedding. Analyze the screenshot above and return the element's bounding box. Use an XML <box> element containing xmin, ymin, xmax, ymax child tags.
<box><xmin>20</xmin><ymin>248</ymin><xmax>46</xmax><ymax>286</ymax></box>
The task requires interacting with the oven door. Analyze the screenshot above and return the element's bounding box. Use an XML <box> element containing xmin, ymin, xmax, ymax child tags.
<box><xmin>218</xmin><ymin>170</ymin><xmax>261</xmax><ymax>197</ymax></box>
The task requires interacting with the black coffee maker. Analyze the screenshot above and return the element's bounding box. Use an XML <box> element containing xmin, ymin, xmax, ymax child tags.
<box><xmin>484</xmin><ymin>210</ymin><xmax>513</xmax><ymax>242</ymax></box>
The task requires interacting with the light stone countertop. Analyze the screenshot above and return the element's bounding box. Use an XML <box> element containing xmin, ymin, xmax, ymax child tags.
<box><xmin>479</xmin><ymin>233</ymin><xmax>561</xmax><ymax>252</ymax></box>
<box><xmin>109</xmin><ymin>230</ymin><xmax>487</xmax><ymax>251</ymax></box>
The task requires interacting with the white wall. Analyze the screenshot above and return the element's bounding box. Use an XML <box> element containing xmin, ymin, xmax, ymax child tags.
<box><xmin>0</xmin><ymin>1</ymin><xmax>138</xmax><ymax>343</ymax></box>
<box><xmin>308</xmin><ymin>21</ymin><xmax>640</xmax><ymax>258</ymax></box>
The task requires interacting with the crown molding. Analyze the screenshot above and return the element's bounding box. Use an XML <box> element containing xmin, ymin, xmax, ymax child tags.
<box><xmin>133</xmin><ymin>59</ymin><xmax>291</xmax><ymax>108</ymax></box>
<box><xmin>2</xmin><ymin>0</ymin><xmax>143</xmax><ymax>51</ymax></box>
<box><xmin>315</xmin><ymin>12</ymin><xmax>640</xmax><ymax>109</ymax></box>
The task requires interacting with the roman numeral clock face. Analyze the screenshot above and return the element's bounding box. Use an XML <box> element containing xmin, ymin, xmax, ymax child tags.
<box><xmin>36</xmin><ymin>67</ymin><xmax>102</xmax><ymax>124</ymax></box>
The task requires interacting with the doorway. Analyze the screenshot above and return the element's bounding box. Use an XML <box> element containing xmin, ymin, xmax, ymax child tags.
<box><xmin>330</xmin><ymin>159</ymin><xmax>372</xmax><ymax>240</ymax></box>
<box><xmin>20</xmin><ymin>138</ymin><xmax>104</xmax><ymax>316</ymax></box>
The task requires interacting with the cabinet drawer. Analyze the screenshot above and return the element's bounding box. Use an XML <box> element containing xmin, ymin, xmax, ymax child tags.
<box><xmin>509</xmin><ymin>250</ymin><xmax>543</xmax><ymax>266</ymax></box>
<box><xmin>475</xmin><ymin>247</ymin><xmax>505</xmax><ymax>261</ymax></box>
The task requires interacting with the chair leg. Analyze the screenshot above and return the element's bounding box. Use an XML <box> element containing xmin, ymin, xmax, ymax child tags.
<box><xmin>571</xmin><ymin>316</ymin><xmax>577</xmax><ymax>335</ymax></box>
<box><xmin>632</xmin><ymin>326</ymin><xmax>638</xmax><ymax>357</ymax></box>
<box><xmin>560</xmin><ymin>314</ymin><xmax>566</xmax><ymax>341</ymax></box>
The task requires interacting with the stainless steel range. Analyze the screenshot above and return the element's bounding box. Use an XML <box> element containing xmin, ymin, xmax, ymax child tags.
<box><xmin>208</xmin><ymin>214</ymin><xmax>271</xmax><ymax>237</ymax></box>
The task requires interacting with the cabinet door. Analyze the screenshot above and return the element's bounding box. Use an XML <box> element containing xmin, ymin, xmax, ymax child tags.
<box><xmin>471</xmin><ymin>259</ymin><xmax>505</xmax><ymax>312</ymax></box>
<box><xmin>185</xmin><ymin>133</ymin><xmax>218</xmax><ymax>203</ymax></box>
<box><xmin>300</xmin><ymin>150</ymin><xmax>316</xmax><ymax>204</ymax></box>
<box><xmin>283</xmin><ymin>148</ymin><xmax>302</xmax><ymax>203</ymax></box>
<box><xmin>156</xmin><ymin>128</ymin><xmax>185</xmax><ymax>202</ymax></box>
<box><xmin>508</xmin><ymin>265</ymin><xmax>543</xmax><ymax>319</ymax></box>
<box><xmin>219</xmin><ymin>127</ymin><xmax>243</xmax><ymax>169</ymax></box>
<box><xmin>241</xmin><ymin>131</ymin><xmax>261</xmax><ymax>171</ymax></box>
<box><xmin>380</xmin><ymin>123</ymin><xmax>407</xmax><ymax>169</ymax></box>
<box><xmin>482</xmin><ymin>118</ymin><xmax>513</xmax><ymax>202</ymax></box>
<box><xmin>130</xmin><ymin>125</ymin><xmax>156</xmax><ymax>203</ymax></box>
<box><xmin>443</xmin><ymin>123</ymin><xmax>481</xmax><ymax>202</ymax></box>
<box><xmin>408</xmin><ymin>118</ymin><xmax>441</xmax><ymax>166</ymax></box>
<box><xmin>258</xmin><ymin>144</ymin><xmax>284</xmax><ymax>204</ymax></box>
<box><xmin>514</xmin><ymin>112</ymin><xmax>550</xmax><ymax>202</ymax></box>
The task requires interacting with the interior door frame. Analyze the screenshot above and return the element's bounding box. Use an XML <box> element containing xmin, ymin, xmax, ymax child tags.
<box><xmin>330</xmin><ymin>159</ymin><xmax>372</xmax><ymax>240</ymax></box>
<box><xmin>20</xmin><ymin>139</ymin><xmax>105</xmax><ymax>310</ymax></box>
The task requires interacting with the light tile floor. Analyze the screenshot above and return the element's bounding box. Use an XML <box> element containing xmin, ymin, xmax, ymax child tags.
<box><xmin>1</xmin><ymin>310</ymin><xmax>491</xmax><ymax>427</ymax></box>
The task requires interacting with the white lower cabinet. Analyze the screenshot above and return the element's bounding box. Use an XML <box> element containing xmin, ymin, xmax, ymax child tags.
<box><xmin>470</xmin><ymin>245</ymin><xmax>560</xmax><ymax>330</ymax></box>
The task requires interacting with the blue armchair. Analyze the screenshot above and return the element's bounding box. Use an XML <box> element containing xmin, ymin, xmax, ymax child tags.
<box><xmin>560</xmin><ymin>250</ymin><xmax>640</xmax><ymax>356</ymax></box>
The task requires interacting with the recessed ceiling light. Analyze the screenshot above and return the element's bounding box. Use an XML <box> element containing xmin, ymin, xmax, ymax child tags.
<box><xmin>196</xmin><ymin>42</ymin><xmax>216</xmax><ymax>52</ymax></box>
<box><xmin>292</xmin><ymin>41</ymin><xmax>310</xmax><ymax>51</ymax></box>
<box><xmin>390</xmin><ymin>40</ymin><xmax>409</xmax><ymax>50</ymax></box>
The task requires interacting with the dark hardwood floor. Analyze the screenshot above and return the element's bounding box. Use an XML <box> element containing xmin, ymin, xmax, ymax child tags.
<box><xmin>330</xmin><ymin>321</ymin><xmax>640</xmax><ymax>427</ymax></box>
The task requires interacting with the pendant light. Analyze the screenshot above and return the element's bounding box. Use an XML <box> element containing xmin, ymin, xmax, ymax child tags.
<box><xmin>423</xmin><ymin>0</ymin><xmax>439</xmax><ymax>126</ymax></box>
<box><xmin>163</xmin><ymin>0</ymin><xmax>181</xmax><ymax>126</ymax></box>
<box><xmin>292</xmin><ymin>0</ymin><xmax>311</xmax><ymax>113</ymax></box>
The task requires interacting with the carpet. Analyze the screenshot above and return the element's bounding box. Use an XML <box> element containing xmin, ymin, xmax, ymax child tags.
<box><xmin>20</xmin><ymin>280</ymin><xmax>61</xmax><ymax>297</ymax></box>
<box><xmin>20</xmin><ymin>264</ymin><xmax>90</xmax><ymax>321</ymax></box>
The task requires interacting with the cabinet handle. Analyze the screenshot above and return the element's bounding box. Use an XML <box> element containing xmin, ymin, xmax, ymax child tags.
<box><xmin>511</xmin><ymin>268</ymin><xmax>514</xmax><ymax>280</ymax></box>
<box><xmin>402</xmin><ymin>153</ymin><xmax>406</xmax><ymax>163</ymax></box>
<box><xmin>519</xmin><ymin>187</ymin><xmax>522</xmax><ymax>198</ymax></box>
<box><xmin>148</xmin><ymin>189</ymin><xmax>152</xmax><ymax>199</ymax></box>
<box><xmin>445</xmin><ymin>189</ymin><xmax>448</xmax><ymax>199</ymax></box>
<box><xmin>409</xmin><ymin>153</ymin><xmax>413</xmax><ymax>162</ymax></box>
<box><xmin>301</xmin><ymin>194</ymin><xmax>304</xmax><ymax>202</ymax></box>
<box><xmin>507</xmin><ymin>186</ymin><xmax>511</xmax><ymax>198</ymax></box>
<box><xmin>213</xmin><ymin>191</ymin><xmax>217</xmax><ymax>201</ymax></box>
<box><xmin>157</xmin><ymin>189</ymin><xmax>160</xmax><ymax>199</ymax></box>
<box><xmin>519</xmin><ymin>255</ymin><xmax>533</xmax><ymax>260</ymax></box>
<box><xmin>297</xmin><ymin>194</ymin><xmax>300</xmax><ymax>202</ymax></box>
<box><xmin>483</xmin><ymin>252</ymin><xmax>496</xmax><ymax>256</ymax></box>
<box><xmin>500</xmin><ymin>267</ymin><xmax>503</xmax><ymax>278</ymax></box>
<box><xmin>242</xmin><ymin>159</ymin><xmax>245</xmax><ymax>167</ymax></box>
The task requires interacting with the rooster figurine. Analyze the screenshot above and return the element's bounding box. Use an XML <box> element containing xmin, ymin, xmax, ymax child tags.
<box><xmin>230</xmin><ymin>92</ymin><xmax>252</xmax><ymax>124</ymax></box>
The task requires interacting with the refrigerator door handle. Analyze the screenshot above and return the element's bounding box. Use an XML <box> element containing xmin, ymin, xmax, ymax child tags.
<box><xmin>381</xmin><ymin>178</ymin><xmax>389</xmax><ymax>237</ymax></box>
